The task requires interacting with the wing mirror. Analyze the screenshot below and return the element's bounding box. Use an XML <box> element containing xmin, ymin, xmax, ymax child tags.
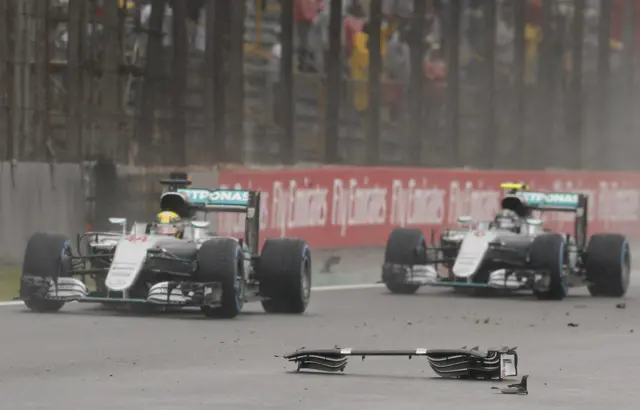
<box><xmin>457</xmin><ymin>216</ymin><xmax>473</xmax><ymax>229</ymax></box>
<box><xmin>192</xmin><ymin>221</ymin><xmax>210</xmax><ymax>229</ymax></box>
<box><xmin>109</xmin><ymin>218</ymin><xmax>127</xmax><ymax>235</ymax></box>
<box><xmin>526</xmin><ymin>218</ymin><xmax>543</xmax><ymax>226</ymax></box>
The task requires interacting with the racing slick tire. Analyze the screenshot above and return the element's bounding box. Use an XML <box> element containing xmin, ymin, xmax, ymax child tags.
<box><xmin>259</xmin><ymin>238</ymin><xmax>311</xmax><ymax>314</ymax></box>
<box><xmin>585</xmin><ymin>234</ymin><xmax>630</xmax><ymax>298</ymax></box>
<box><xmin>20</xmin><ymin>233</ymin><xmax>72</xmax><ymax>313</ymax></box>
<box><xmin>382</xmin><ymin>228</ymin><xmax>425</xmax><ymax>294</ymax></box>
<box><xmin>195</xmin><ymin>238</ymin><xmax>245</xmax><ymax>319</ymax></box>
<box><xmin>530</xmin><ymin>233</ymin><xmax>568</xmax><ymax>301</ymax></box>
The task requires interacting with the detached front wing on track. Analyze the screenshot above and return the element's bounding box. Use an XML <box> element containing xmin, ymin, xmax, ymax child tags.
<box><xmin>284</xmin><ymin>346</ymin><xmax>518</xmax><ymax>380</ymax></box>
<box><xmin>18</xmin><ymin>276</ymin><xmax>224</xmax><ymax>307</ymax></box>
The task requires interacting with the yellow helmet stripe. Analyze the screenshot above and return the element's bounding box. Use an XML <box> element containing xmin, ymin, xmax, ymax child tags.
<box><xmin>157</xmin><ymin>211</ymin><xmax>179</xmax><ymax>223</ymax></box>
<box><xmin>500</xmin><ymin>182</ymin><xmax>530</xmax><ymax>191</ymax></box>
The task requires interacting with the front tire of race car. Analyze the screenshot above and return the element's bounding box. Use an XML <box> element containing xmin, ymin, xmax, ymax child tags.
<box><xmin>196</xmin><ymin>238</ymin><xmax>245</xmax><ymax>319</ymax></box>
<box><xmin>20</xmin><ymin>233</ymin><xmax>72</xmax><ymax>313</ymax></box>
<box><xmin>585</xmin><ymin>234</ymin><xmax>630</xmax><ymax>298</ymax></box>
<box><xmin>382</xmin><ymin>228</ymin><xmax>425</xmax><ymax>295</ymax></box>
<box><xmin>259</xmin><ymin>238</ymin><xmax>311</xmax><ymax>314</ymax></box>
<box><xmin>530</xmin><ymin>233</ymin><xmax>568</xmax><ymax>301</ymax></box>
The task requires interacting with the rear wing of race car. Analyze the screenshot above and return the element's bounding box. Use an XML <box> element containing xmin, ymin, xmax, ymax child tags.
<box><xmin>160</xmin><ymin>182</ymin><xmax>261</xmax><ymax>257</ymax></box>
<box><xmin>501</xmin><ymin>183</ymin><xmax>588</xmax><ymax>250</ymax></box>
<box><xmin>159</xmin><ymin>178</ymin><xmax>192</xmax><ymax>191</ymax></box>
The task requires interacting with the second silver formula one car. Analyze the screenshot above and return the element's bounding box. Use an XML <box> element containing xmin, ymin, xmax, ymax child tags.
<box><xmin>18</xmin><ymin>177</ymin><xmax>312</xmax><ymax>318</ymax></box>
<box><xmin>382</xmin><ymin>183</ymin><xmax>631</xmax><ymax>300</ymax></box>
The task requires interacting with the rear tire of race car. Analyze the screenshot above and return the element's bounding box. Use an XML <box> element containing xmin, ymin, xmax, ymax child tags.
<box><xmin>195</xmin><ymin>238</ymin><xmax>244</xmax><ymax>319</ymax></box>
<box><xmin>585</xmin><ymin>234</ymin><xmax>630</xmax><ymax>298</ymax></box>
<box><xmin>259</xmin><ymin>238</ymin><xmax>311</xmax><ymax>314</ymax></box>
<box><xmin>382</xmin><ymin>228</ymin><xmax>425</xmax><ymax>295</ymax></box>
<box><xmin>530</xmin><ymin>233</ymin><xmax>568</xmax><ymax>301</ymax></box>
<box><xmin>20</xmin><ymin>233</ymin><xmax>72</xmax><ymax>313</ymax></box>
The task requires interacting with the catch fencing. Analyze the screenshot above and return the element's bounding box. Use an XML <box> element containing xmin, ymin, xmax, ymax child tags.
<box><xmin>0</xmin><ymin>0</ymin><xmax>638</xmax><ymax>170</ymax></box>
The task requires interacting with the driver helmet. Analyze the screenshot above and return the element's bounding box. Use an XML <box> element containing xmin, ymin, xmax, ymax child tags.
<box><xmin>154</xmin><ymin>211</ymin><xmax>184</xmax><ymax>238</ymax></box>
<box><xmin>494</xmin><ymin>209</ymin><xmax>520</xmax><ymax>232</ymax></box>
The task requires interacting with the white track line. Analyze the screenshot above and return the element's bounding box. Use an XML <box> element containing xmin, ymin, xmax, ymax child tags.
<box><xmin>0</xmin><ymin>283</ymin><xmax>385</xmax><ymax>307</ymax></box>
<box><xmin>312</xmin><ymin>284</ymin><xmax>383</xmax><ymax>292</ymax></box>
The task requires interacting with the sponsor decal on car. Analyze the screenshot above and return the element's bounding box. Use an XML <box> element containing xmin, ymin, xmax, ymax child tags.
<box><xmin>520</xmin><ymin>192</ymin><xmax>580</xmax><ymax>207</ymax></box>
<box><xmin>210</xmin><ymin>190</ymin><xmax>250</xmax><ymax>204</ymax></box>
<box><xmin>178</xmin><ymin>189</ymin><xmax>251</xmax><ymax>206</ymax></box>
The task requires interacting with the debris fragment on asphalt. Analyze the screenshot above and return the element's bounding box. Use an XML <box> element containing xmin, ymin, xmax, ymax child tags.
<box><xmin>321</xmin><ymin>256</ymin><xmax>341</xmax><ymax>273</ymax></box>
<box><xmin>283</xmin><ymin>346</ymin><xmax>519</xmax><ymax>380</ymax></box>
<box><xmin>491</xmin><ymin>375</ymin><xmax>529</xmax><ymax>395</ymax></box>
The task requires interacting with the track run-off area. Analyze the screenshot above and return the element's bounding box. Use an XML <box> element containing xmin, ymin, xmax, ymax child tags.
<box><xmin>1</xmin><ymin>247</ymin><xmax>639</xmax><ymax>410</ymax></box>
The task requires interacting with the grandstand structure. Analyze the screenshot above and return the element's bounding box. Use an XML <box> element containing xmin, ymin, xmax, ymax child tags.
<box><xmin>0</xmin><ymin>0</ymin><xmax>638</xmax><ymax>169</ymax></box>
<box><xmin>0</xmin><ymin>0</ymin><xmax>410</xmax><ymax>165</ymax></box>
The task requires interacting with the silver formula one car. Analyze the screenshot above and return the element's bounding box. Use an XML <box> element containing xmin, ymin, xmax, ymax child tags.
<box><xmin>18</xmin><ymin>178</ymin><xmax>311</xmax><ymax>318</ymax></box>
<box><xmin>382</xmin><ymin>183</ymin><xmax>631</xmax><ymax>300</ymax></box>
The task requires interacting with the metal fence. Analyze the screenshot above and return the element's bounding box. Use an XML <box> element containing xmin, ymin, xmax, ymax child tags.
<box><xmin>0</xmin><ymin>0</ymin><xmax>638</xmax><ymax>170</ymax></box>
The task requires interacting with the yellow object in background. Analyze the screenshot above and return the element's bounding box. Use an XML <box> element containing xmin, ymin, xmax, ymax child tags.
<box><xmin>500</xmin><ymin>182</ymin><xmax>530</xmax><ymax>191</ymax></box>
<box><xmin>348</xmin><ymin>23</ymin><xmax>396</xmax><ymax>112</ymax></box>
<box><xmin>119</xmin><ymin>0</ymin><xmax>135</xmax><ymax>9</ymax></box>
<box><xmin>349</xmin><ymin>31</ymin><xmax>371</xmax><ymax>112</ymax></box>
<box><xmin>524</xmin><ymin>23</ymin><xmax>541</xmax><ymax>85</ymax></box>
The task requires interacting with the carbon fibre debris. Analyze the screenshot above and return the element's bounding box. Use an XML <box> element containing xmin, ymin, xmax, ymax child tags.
<box><xmin>283</xmin><ymin>346</ymin><xmax>519</xmax><ymax>380</ymax></box>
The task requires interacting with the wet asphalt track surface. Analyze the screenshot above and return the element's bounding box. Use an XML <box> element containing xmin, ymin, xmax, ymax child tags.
<box><xmin>2</xmin><ymin>248</ymin><xmax>640</xmax><ymax>410</ymax></box>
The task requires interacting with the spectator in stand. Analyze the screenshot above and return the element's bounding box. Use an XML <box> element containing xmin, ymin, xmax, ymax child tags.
<box><xmin>382</xmin><ymin>0</ymin><xmax>439</xmax><ymax>122</ymax></box>
<box><xmin>384</xmin><ymin>27</ymin><xmax>410</xmax><ymax>122</ymax></box>
<box><xmin>267</xmin><ymin>27</ymin><xmax>282</xmax><ymax>124</ymax></box>
<box><xmin>349</xmin><ymin>17</ymin><xmax>397</xmax><ymax>112</ymax></box>
<box><xmin>461</xmin><ymin>1</ymin><xmax>483</xmax><ymax>52</ymax></box>
<box><xmin>343</xmin><ymin>0</ymin><xmax>366</xmax><ymax>57</ymax></box>
<box><xmin>383</xmin><ymin>0</ymin><xmax>412</xmax><ymax>19</ymax></box>
<box><xmin>424</xmin><ymin>44</ymin><xmax>447</xmax><ymax>98</ymax></box>
<box><xmin>294</xmin><ymin>0</ymin><xmax>325</xmax><ymax>72</ymax></box>
<box><xmin>564</xmin><ymin>5</ymin><xmax>624</xmax><ymax>81</ymax></box>
<box><xmin>349</xmin><ymin>21</ymin><xmax>372</xmax><ymax>112</ymax></box>
<box><xmin>423</xmin><ymin>1</ymin><xmax>442</xmax><ymax>51</ymax></box>
<box><xmin>524</xmin><ymin>1</ymin><xmax>542</xmax><ymax>84</ymax></box>
<box><xmin>418</xmin><ymin>0</ymin><xmax>444</xmax><ymax>92</ymax></box>
<box><xmin>495</xmin><ymin>1</ymin><xmax>515</xmax><ymax>77</ymax></box>
<box><xmin>611</xmin><ymin>0</ymin><xmax>640</xmax><ymax>54</ymax></box>
<box><xmin>307</xmin><ymin>0</ymin><xmax>329</xmax><ymax>73</ymax></box>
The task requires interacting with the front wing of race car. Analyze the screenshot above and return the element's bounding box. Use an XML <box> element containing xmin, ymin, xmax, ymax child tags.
<box><xmin>382</xmin><ymin>263</ymin><xmax>532</xmax><ymax>290</ymax></box>
<box><xmin>18</xmin><ymin>275</ymin><xmax>226</xmax><ymax>307</ymax></box>
<box><xmin>284</xmin><ymin>346</ymin><xmax>518</xmax><ymax>380</ymax></box>
<box><xmin>383</xmin><ymin>233</ymin><xmax>540</xmax><ymax>291</ymax></box>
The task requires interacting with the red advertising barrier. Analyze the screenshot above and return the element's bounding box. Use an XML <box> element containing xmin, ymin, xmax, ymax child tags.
<box><xmin>216</xmin><ymin>167</ymin><xmax>640</xmax><ymax>249</ymax></box>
